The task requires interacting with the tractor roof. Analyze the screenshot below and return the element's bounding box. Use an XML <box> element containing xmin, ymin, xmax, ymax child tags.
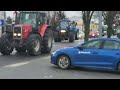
<box><xmin>59</xmin><ymin>19</ymin><xmax>70</xmax><ymax>22</ymax></box>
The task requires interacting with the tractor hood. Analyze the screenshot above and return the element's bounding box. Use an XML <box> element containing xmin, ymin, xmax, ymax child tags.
<box><xmin>14</xmin><ymin>24</ymin><xmax>32</xmax><ymax>39</ymax></box>
<box><xmin>14</xmin><ymin>24</ymin><xmax>32</xmax><ymax>31</ymax></box>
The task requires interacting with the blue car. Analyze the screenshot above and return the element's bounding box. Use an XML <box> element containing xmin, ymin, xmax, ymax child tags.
<box><xmin>51</xmin><ymin>38</ymin><xmax>120</xmax><ymax>72</ymax></box>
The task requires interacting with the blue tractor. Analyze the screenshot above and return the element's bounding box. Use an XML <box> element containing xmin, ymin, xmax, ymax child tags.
<box><xmin>53</xmin><ymin>19</ymin><xmax>79</xmax><ymax>42</ymax></box>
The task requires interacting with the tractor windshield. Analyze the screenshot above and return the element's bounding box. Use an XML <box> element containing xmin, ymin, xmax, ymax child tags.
<box><xmin>19</xmin><ymin>12</ymin><xmax>37</xmax><ymax>27</ymax></box>
<box><xmin>60</xmin><ymin>21</ymin><xmax>69</xmax><ymax>27</ymax></box>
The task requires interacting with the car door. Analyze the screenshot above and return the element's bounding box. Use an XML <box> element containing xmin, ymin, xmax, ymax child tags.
<box><xmin>75</xmin><ymin>40</ymin><xmax>103</xmax><ymax>68</ymax></box>
<box><xmin>99</xmin><ymin>40</ymin><xmax>120</xmax><ymax>70</ymax></box>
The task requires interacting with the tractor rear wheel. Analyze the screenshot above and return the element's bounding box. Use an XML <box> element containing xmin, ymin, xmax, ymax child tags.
<box><xmin>0</xmin><ymin>33</ymin><xmax>13</xmax><ymax>55</ymax></box>
<box><xmin>69</xmin><ymin>32</ymin><xmax>75</xmax><ymax>42</ymax></box>
<box><xmin>27</xmin><ymin>34</ymin><xmax>41</xmax><ymax>56</ymax></box>
<box><xmin>41</xmin><ymin>28</ymin><xmax>53</xmax><ymax>53</ymax></box>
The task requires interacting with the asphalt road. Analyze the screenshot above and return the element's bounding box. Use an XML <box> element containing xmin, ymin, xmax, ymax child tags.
<box><xmin>0</xmin><ymin>38</ymin><xmax>120</xmax><ymax>79</ymax></box>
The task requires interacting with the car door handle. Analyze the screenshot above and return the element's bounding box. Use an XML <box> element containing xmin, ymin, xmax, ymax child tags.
<box><xmin>92</xmin><ymin>52</ymin><xmax>98</xmax><ymax>54</ymax></box>
<box><xmin>116</xmin><ymin>53</ymin><xmax>120</xmax><ymax>55</ymax></box>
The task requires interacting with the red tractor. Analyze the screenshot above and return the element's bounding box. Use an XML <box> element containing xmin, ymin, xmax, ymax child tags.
<box><xmin>0</xmin><ymin>11</ymin><xmax>53</xmax><ymax>56</ymax></box>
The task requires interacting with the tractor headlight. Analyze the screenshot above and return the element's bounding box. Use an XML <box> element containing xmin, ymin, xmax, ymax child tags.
<box><xmin>13</xmin><ymin>33</ymin><xmax>17</xmax><ymax>36</ymax></box>
<box><xmin>61</xmin><ymin>30</ymin><xmax>66</xmax><ymax>33</ymax></box>
<box><xmin>18</xmin><ymin>33</ymin><xmax>21</xmax><ymax>36</ymax></box>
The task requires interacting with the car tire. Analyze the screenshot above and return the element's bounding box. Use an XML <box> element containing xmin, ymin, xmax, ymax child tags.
<box><xmin>117</xmin><ymin>62</ymin><xmax>120</xmax><ymax>73</ymax></box>
<box><xmin>57</xmin><ymin>55</ymin><xmax>71</xmax><ymax>70</ymax></box>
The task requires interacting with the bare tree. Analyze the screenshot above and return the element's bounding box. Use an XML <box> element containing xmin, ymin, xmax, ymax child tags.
<box><xmin>102</xmin><ymin>11</ymin><xmax>118</xmax><ymax>38</ymax></box>
<box><xmin>82</xmin><ymin>11</ymin><xmax>94</xmax><ymax>42</ymax></box>
<box><xmin>57</xmin><ymin>11</ymin><xmax>66</xmax><ymax>20</ymax></box>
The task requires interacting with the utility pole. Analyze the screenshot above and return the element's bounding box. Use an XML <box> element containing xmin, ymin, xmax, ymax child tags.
<box><xmin>98</xmin><ymin>11</ymin><xmax>102</xmax><ymax>38</ymax></box>
<box><xmin>4</xmin><ymin>11</ymin><xmax>6</xmax><ymax>32</ymax></box>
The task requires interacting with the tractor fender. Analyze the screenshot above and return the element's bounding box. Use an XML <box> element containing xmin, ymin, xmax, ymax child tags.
<box><xmin>39</xmin><ymin>24</ymin><xmax>50</xmax><ymax>37</ymax></box>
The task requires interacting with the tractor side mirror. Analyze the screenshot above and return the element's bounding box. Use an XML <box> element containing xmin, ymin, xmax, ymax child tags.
<box><xmin>38</xmin><ymin>22</ymin><xmax>41</xmax><ymax>25</ymax></box>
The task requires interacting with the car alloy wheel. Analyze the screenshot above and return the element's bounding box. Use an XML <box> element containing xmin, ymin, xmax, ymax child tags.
<box><xmin>57</xmin><ymin>55</ymin><xmax>70</xmax><ymax>69</ymax></box>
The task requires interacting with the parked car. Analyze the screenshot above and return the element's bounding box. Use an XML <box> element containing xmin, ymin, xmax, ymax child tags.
<box><xmin>51</xmin><ymin>38</ymin><xmax>120</xmax><ymax>73</ymax></box>
<box><xmin>89</xmin><ymin>31</ymin><xmax>99</xmax><ymax>38</ymax></box>
<box><xmin>116</xmin><ymin>29</ymin><xmax>120</xmax><ymax>38</ymax></box>
<box><xmin>102</xmin><ymin>29</ymin><xmax>107</xmax><ymax>36</ymax></box>
<box><xmin>113</xmin><ymin>29</ymin><xmax>117</xmax><ymax>35</ymax></box>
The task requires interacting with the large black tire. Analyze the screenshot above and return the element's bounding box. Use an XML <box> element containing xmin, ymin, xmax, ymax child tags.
<box><xmin>15</xmin><ymin>47</ymin><xmax>26</xmax><ymax>53</ymax></box>
<box><xmin>117</xmin><ymin>62</ymin><xmax>120</xmax><ymax>73</ymax></box>
<box><xmin>27</xmin><ymin>34</ymin><xmax>41</xmax><ymax>56</ymax></box>
<box><xmin>53</xmin><ymin>31</ymin><xmax>61</xmax><ymax>42</ymax></box>
<box><xmin>0</xmin><ymin>33</ymin><xmax>13</xmax><ymax>55</ymax></box>
<box><xmin>41</xmin><ymin>28</ymin><xmax>53</xmax><ymax>53</ymax></box>
<box><xmin>75</xmin><ymin>32</ymin><xmax>79</xmax><ymax>40</ymax></box>
<box><xmin>69</xmin><ymin>32</ymin><xmax>75</xmax><ymax>42</ymax></box>
<box><xmin>57</xmin><ymin>55</ymin><xmax>71</xmax><ymax>70</ymax></box>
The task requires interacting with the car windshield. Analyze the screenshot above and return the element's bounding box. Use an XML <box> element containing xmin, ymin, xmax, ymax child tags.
<box><xmin>19</xmin><ymin>13</ymin><xmax>37</xmax><ymax>26</ymax></box>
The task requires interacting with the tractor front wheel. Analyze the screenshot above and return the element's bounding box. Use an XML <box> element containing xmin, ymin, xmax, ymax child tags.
<box><xmin>0</xmin><ymin>33</ymin><xmax>14</xmax><ymax>55</ymax></box>
<box><xmin>75</xmin><ymin>31</ymin><xmax>79</xmax><ymax>40</ymax></box>
<box><xmin>54</xmin><ymin>31</ymin><xmax>61</xmax><ymax>42</ymax></box>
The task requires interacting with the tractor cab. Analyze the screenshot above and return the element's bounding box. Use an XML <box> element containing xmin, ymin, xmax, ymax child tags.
<box><xmin>59</xmin><ymin>20</ymin><xmax>70</xmax><ymax>30</ymax></box>
<box><xmin>17</xmin><ymin>11</ymin><xmax>47</xmax><ymax>31</ymax></box>
<box><xmin>13</xmin><ymin>11</ymin><xmax>48</xmax><ymax>39</ymax></box>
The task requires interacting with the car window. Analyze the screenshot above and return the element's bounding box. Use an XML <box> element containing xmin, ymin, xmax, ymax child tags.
<box><xmin>82</xmin><ymin>40</ymin><xmax>103</xmax><ymax>49</ymax></box>
<box><xmin>103</xmin><ymin>40</ymin><xmax>120</xmax><ymax>50</ymax></box>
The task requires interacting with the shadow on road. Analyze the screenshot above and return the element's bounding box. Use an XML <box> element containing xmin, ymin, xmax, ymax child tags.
<box><xmin>51</xmin><ymin>65</ymin><xmax>120</xmax><ymax>76</ymax></box>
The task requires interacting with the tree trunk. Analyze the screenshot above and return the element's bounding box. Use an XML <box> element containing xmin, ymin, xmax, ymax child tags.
<box><xmin>107</xmin><ymin>25</ymin><xmax>112</xmax><ymax>38</ymax></box>
<box><xmin>84</xmin><ymin>22</ymin><xmax>90</xmax><ymax>42</ymax></box>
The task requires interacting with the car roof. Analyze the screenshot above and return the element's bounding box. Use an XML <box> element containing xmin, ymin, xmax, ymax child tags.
<box><xmin>91</xmin><ymin>38</ymin><xmax>120</xmax><ymax>42</ymax></box>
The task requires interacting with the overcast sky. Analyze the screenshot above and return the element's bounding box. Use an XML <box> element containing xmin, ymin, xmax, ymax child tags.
<box><xmin>6</xmin><ymin>11</ymin><xmax>81</xmax><ymax>17</ymax></box>
<box><xmin>6</xmin><ymin>11</ymin><xmax>14</xmax><ymax>17</ymax></box>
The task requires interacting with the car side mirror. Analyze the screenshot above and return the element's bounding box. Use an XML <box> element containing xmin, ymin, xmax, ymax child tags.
<box><xmin>79</xmin><ymin>46</ymin><xmax>83</xmax><ymax>50</ymax></box>
<box><xmin>77</xmin><ymin>45</ymin><xmax>83</xmax><ymax>50</ymax></box>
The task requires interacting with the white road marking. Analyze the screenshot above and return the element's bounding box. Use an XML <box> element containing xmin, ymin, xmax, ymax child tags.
<box><xmin>4</xmin><ymin>61</ymin><xmax>30</xmax><ymax>68</ymax></box>
<box><xmin>44</xmin><ymin>75</ymin><xmax>53</xmax><ymax>78</ymax></box>
<box><xmin>2</xmin><ymin>56</ymin><xmax>50</xmax><ymax>68</ymax></box>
